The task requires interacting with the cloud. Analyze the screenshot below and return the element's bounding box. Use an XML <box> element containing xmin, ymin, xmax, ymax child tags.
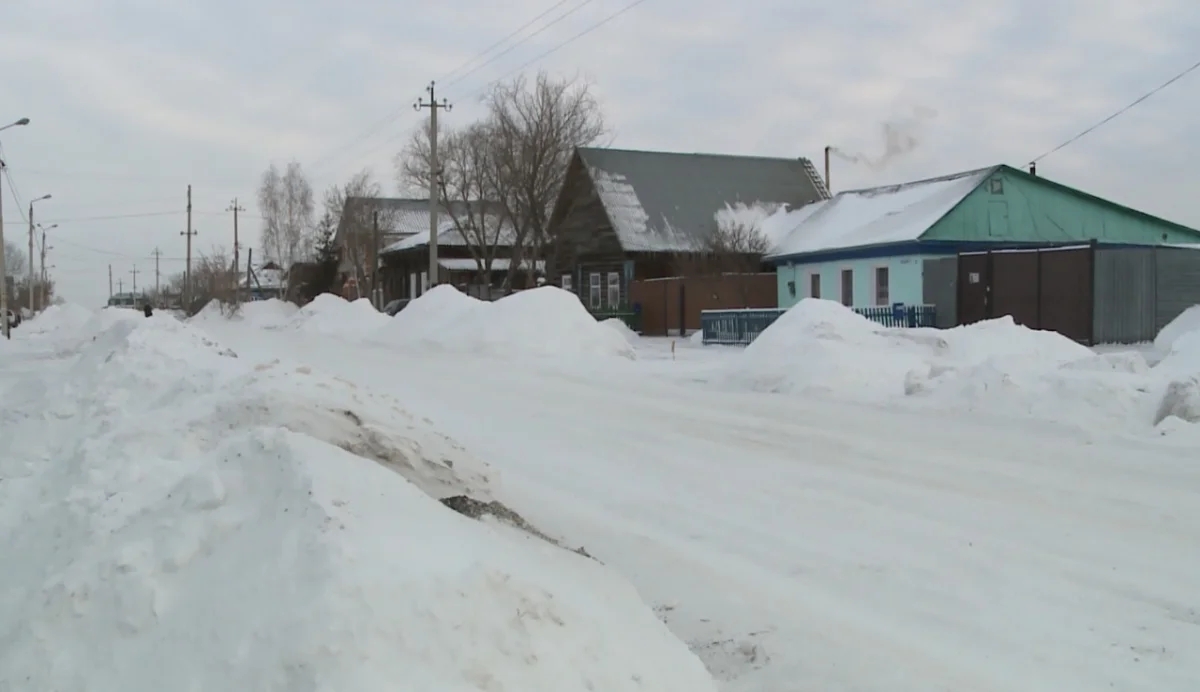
<box><xmin>1</xmin><ymin>0</ymin><xmax>1198</xmax><ymax>305</ymax></box>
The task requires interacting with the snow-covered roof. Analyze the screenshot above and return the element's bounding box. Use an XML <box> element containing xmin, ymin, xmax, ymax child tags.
<box><xmin>566</xmin><ymin>147</ymin><xmax>828</xmax><ymax>253</ymax></box>
<box><xmin>242</xmin><ymin>267</ymin><xmax>284</xmax><ymax>289</ymax></box>
<box><xmin>437</xmin><ymin>258</ymin><xmax>545</xmax><ymax>272</ymax></box>
<box><xmin>382</xmin><ymin>216</ymin><xmax>517</xmax><ymax>254</ymax></box>
<box><xmin>767</xmin><ymin>167</ymin><xmax>995</xmax><ymax>260</ymax></box>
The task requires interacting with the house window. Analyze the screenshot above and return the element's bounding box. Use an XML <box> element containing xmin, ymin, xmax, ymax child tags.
<box><xmin>589</xmin><ymin>272</ymin><xmax>601</xmax><ymax>309</ymax></box>
<box><xmin>787</xmin><ymin>281</ymin><xmax>796</xmax><ymax>298</ymax></box>
<box><xmin>874</xmin><ymin>266</ymin><xmax>890</xmax><ymax>306</ymax></box>
<box><xmin>840</xmin><ymin>269</ymin><xmax>853</xmax><ymax>307</ymax></box>
<box><xmin>561</xmin><ymin>274</ymin><xmax>573</xmax><ymax>292</ymax></box>
<box><xmin>606</xmin><ymin>272</ymin><xmax>621</xmax><ymax>308</ymax></box>
<box><xmin>989</xmin><ymin>178</ymin><xmax>1004</xmax><ymax>194</ymax></box>
<box><xmin>809</xmin><ymin>272</ymin><xmax>821</xmax><ymax>299</ymax></box>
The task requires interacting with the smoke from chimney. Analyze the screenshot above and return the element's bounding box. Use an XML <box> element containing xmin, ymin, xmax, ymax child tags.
<box><xmin>829</xmin><ymin>105</ymin><xmax>937</xmax><ymax>171</ymax></box>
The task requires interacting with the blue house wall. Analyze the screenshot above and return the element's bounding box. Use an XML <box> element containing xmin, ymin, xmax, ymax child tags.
<box><xmin>776</xmin><ymin>253</ymin><xmax>948</xmax><ymax>310</ymax></box>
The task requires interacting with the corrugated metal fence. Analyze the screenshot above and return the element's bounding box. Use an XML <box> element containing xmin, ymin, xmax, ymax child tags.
<box><xmin>1094</xmin><ymin>246</ymin><xmax>1200</xmax><ymax>344</ymax></box>
<box><xmin>924</xmin><ymin>245</ymin><xmax>1200</xmax><ymax>344</ymax></box>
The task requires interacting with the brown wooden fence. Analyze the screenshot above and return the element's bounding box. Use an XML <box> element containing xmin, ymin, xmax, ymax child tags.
<box><xmin>957</xmin><ymin>244</ymin><xmax>1095</xmax><ymax>344</ymax></box>
<box><xmin>629</xmin><ymin>273</ymin><xmax>778</xmax><ymax>336</ymax></box>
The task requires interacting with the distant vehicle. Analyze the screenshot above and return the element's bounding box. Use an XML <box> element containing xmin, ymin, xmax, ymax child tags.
<box><xmin>383</xmin><ymin>298</ymin><xmax>411</xmax><ymax>316</ymax></box>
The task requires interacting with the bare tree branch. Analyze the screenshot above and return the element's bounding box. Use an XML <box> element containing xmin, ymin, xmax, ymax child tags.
<box><xmin>484</xmin><ymin>71</ymin><xmax>607</xmax><ymax>288</ymax></box>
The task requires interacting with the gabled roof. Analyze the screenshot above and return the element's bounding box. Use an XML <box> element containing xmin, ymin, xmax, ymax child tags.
<box><xmin>558</xmin><ymin>147</ymin><xmax>830</xmax><ymax>253</ymax></box>
<box><xmin>381</xmin><ymin>214</ymin><xmax>517</xmax><ymax>254</ymax></box>
<box><xmin>766</xmin><ymin>167</ymin><xmax>995</xmax><ymax>261</ymax></box>
<box><xmin>336</xmin><ymin>197</ymin><xmax>487</xmax><ymax>242</ymax></box>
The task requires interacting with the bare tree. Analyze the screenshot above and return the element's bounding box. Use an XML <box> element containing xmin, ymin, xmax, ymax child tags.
<box><xmin>257</xmin><ymin>161</ymin><xmax>315</xmax><ymax>291</ymax></box>
<box><xmin>397</xmin><ymin>120</ymin><xmax>511</xmax><ymax>288</ymax></box>
<box><xmin>4</xmin><ymin>241</ymin><xmax>26</xmax><ymax>278</ymax></box>
<box><xmin>484</xmin><ymin>71</ymin><xmax>607</xmax><ymax>287</ymax></box>
<box><xmin>165</xmin><ymin>246</ymin><xmax>240</xmax><ymax>315</ymax></box>
<box><xmin>321</xmin><ymin>169</ymin><xmax>395</xmax><ymax>299</ymax></box>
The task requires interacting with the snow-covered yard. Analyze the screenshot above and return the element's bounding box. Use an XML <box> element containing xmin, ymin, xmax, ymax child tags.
<box><xmin>4</xmin><ymin>290</ymin><xmax>1200</xmax><ymax>691</ymax></box>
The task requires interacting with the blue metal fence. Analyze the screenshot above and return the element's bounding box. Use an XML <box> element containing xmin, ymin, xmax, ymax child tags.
<box><xmin>700</xmin><ymin>304</ymin><xmax>937</xmax><ymax>345</ymax></box>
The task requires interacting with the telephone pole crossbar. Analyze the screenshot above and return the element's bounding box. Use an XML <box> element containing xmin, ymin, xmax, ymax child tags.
<box><xmin>415</xmin><ymin>81</ymin><xmax>451</xmax><ymax>294</ymax></box>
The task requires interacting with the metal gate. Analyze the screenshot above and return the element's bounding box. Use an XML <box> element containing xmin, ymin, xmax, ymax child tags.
<box><xmin>956</xmin><ymin>244</ymin><xmax>1095</xmax><ymax>344</ymax></box>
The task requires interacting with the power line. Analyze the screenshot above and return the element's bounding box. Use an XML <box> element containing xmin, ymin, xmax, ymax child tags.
<box><xmin>442</xmin><ymin>0</ymin><xmax>599</xmax><ymax>91</ymax></box>
<box><xmin>305</xmin><ymin>0</ymin><xmax>599</xmax><ymax>174</ymax></box>
<box><xmin>458</xmin><ymin>0</ymin><xmax>651</xmax><ymax>101</ymax></box>
<box><xmin>436</xmin><ymin>0</ymin><xmax>575</xmax><ymax>85</ymax></box>
<box><xmin>1029</xmin><ymin>56</ymin><xmax>1200</xmax><ymax>165</ymax></box>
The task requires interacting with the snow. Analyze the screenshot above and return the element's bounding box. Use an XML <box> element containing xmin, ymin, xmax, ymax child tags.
<box><xmin>373</xmin><ymin>285</ymin><xmax>636</xmax><ymax>361</ymax></box>
<box><xmin>1154</xmin><ymin>304</ymin><xmax>1200</xmax><ymax>353</ymax></box>
<box><xmin>381</xmin><ymin>216</ymin><xmax>516</xmax><ymax>254</ymax></box>
<box><xmin>287</xmin><ymin>293</ymin><xmax>389</xmax><ymax>339</ymax></box>
<box><xmin>19</xmin><ymin>303</ymin><xmax>95</xmax><ymax>336</ymax></box>
<box><xmin>15</xmin><ymin>282</ymin><xmax>1200</xmax><ymax>691</ymax></box>
<box><xmin>722</xmin><ymin>298</ymin><xmax>1200</xmax><ymax>433</ymax></box>
<box><xmin>0</xmin><ymin>310</ymin><xmax>717</xmax><ymax>692</ymax></box>
<box><xmin>602</xmin><ymin>317</ymin><xmax>641</xmax><ymax>343</ymax></box>
<box><xmin>191</xmin><ymin>318</ymin><xmax>1200</xmax><ymax>692</ymax></box>
<box><xmin>767</xmin><ymin>167</ymin><xmax>993</xmax><ymax>259</ymax></box>
<box><xmin>589</xmin><ymin>166</ymin><xmax>696</xmax><ymax>252</ymax></box>
<box><xmin>436</xmin><ymin>257</ymin><xmax>545</xmax><ymax>272</ymax></box>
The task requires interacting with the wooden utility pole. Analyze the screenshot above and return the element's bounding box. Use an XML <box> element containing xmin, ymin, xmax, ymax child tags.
<box><xmin>227</xmin><ymin>198</ymin><xmax>245</xmax><ymax>306</ymax></box>
<box><xmin>415</xmin><ymin>81</ymin><xmax>451</xmax><ymax>294</ymax></box>
<box><xmin>0</xmin><ymin>158</ymin><xmax>9</xmax><ymax>339</ymax></box>
<box><xmin>151</xmin><ymin>247</ymin><xmax>162</xmax><ymax>298</ymax></box>
<box><xmin>180</xmin><ymin>185</ymin><xmax>197</xmax><ymax>307</ymax></box>
<box><xmin>129</xmin><ymin>264</ymin><xmax>139</xmax><ymax>294</ymax></box>
<box><xmin>108</xmin><ymin>264</ymin><xmax>113</xmax><ymax>299</ymax></box>
<box><xmin>117</xmin><ymin>278</ymin><xmax>123</xmax><ymax>295</ymax></box>
<box><xmin>371</xmin><ymin>210</ymin><xmax>381</xmax><ymax>308</ymax></box>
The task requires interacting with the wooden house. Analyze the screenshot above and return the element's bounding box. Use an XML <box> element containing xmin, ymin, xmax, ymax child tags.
<box><xmin>546</xmin><ymin>147</ymin><xmax>830</xmax><ymax>313</ymax></box>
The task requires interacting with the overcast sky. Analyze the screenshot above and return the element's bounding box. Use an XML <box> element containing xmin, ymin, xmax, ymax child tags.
<box><xmin>1</xmin><ymin>0</ymin><xmax>1197</xmax><ymax>306</ymax></box>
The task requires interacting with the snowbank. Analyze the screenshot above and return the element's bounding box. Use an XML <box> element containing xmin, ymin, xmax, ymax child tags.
<box><xmin>0</xmin><ymin>316</ymin><xmax>712</xmax><ymax>692</ymax></box>
<box><xmin>19</xmin><ymin>303</ymin><xmax>94</xmax><ymax>336</ymax></box>
<box><xmin>374</xmin><ymin>286</ymin><xmax>636</xmax><ymax>361</ymax></box>
<box><xmin>288</xmin><ymin>294</ymin><xmax>389</xmax><ymax>339</ymax></box>
<box><xmin>726</xmin><ymin>299</ymin><xmax>1166</xmax><ymax>428</ymax></box>
<box><xmin>191</xmin><ymin>298</ymin><xmax>300</xmax><ymax>330</ymax></box>
<box><xmin>602</xmin><ymin>317</ymin><xmax>640</xmax><ymax>344</ymax></box>
<box><xmin>1154</xmin><ymin>305</ymin><xmax>1200</xmax><ymax>354</ymax></box>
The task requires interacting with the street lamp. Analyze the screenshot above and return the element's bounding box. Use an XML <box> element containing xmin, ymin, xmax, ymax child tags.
<box><xmin>0</xmin><ymin>117</ymin><xmax>29</xmax><ymax>134</ymax></box>
<box><xmin>28</xmin><ymin>194</ymin><xmax>51</xmax><ymax>313</ymax></box>
<box><xmin>37</xmin><ymin>223</ymin><xmax>57</xmax><ymax>310</ymax></box>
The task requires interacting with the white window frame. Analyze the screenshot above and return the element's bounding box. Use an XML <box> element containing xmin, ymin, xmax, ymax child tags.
<box><xmin>588</xmin><ymin>272</ymin><xmax>602</xmax><ymax>309</ymax></box>
<box><xmin>420</xmin><ymin>271</ymin><xmax>429</xmax><ymax>295</ymax></box>
<box><xmin>561</xmin><ymin>273</ymin><xmax>573</xmax><ymax>292</ymax></box>
<box><xmin>409</xmin><ymin>272</ymin><xmax>417</xmax><ymax>298</ymax></box>
<box><xmin>840</xmin><ymin>268</ymin><xmax>853</xmax><ymax>307</ymax></box>
<box><xmin>606</xmin><ymin>272</ymin><xmax>621</xmax><ymax>308</ymax></box>
<box><xmin>873</xmin><ymin>265</ymin><xmax>890</xmax><ymax>306</ymax></box>
<box><xmin>809</xmin><ymin>271</ymin><xmax>821</xmax><ymax>299</ymax></box>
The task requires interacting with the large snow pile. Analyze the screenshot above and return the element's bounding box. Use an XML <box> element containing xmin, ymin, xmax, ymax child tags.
<box><xmin>602</xmin><ymin>317</ymin><xmax>640</xmax><ymax>344</ymax></box>
<box><xmin>374</xmin><ymin>286</ymin><xmax>636</xmax><ymax>361</ymax></box>
<box><xmin>190</xmin><ymin>298</ymin><xmax>300</xmax><ymax>330</ymax></box>
<box><xmin>1153</xmin><ymin>305</ymin><xmax>1200</xmax><ymax>355</ymax></box>
<box><xmin>0</xmin><ymin>316</ymin><xmax>713</xmax><ymax>692</ymax></box>
<box><xmin>19</xmin><ymin>303</ymin><xmax>95</xmax><ymax>336</ymax></box>
<box><xmin>288</xmin><ymin>294</ymin><xmax>389</xmax><ymax>339</ymax></box>
<box><xmin>727</xmin><ymin>298</ymin><xmax>1165</xmax><ymax>428</ymax></box>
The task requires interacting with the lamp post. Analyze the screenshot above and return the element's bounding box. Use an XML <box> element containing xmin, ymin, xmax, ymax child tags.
<box><xmin>0</xmin><ymin>116</ymin><xmax>30</xmax><ymax>338</ymax></box>
<box><xmin>38</xmin><ymin>223</ymin><xmax>56</xmax><ymax>310</ymax></box>
<box><xmin>28</xmin><ymin>194</ymin><xmax>50</xmax><ymax>313</ymax></box>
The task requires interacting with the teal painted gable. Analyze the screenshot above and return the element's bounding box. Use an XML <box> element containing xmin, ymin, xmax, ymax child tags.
<box><xmin>776</xmin><ymin>254</ymin><xmax>939</xmax><ymax>309</ymax></box>
<box><xmin>922</xmin><ymin>166</ymin><xmax>1200</xmax><ymax>245</ymax></box>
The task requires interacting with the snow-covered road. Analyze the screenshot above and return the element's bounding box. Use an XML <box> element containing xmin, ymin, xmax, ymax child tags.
<box><xmin>209</xmin><ymin>325</ymin><xmax>1200</xmax><ymax>692</ymax></box>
